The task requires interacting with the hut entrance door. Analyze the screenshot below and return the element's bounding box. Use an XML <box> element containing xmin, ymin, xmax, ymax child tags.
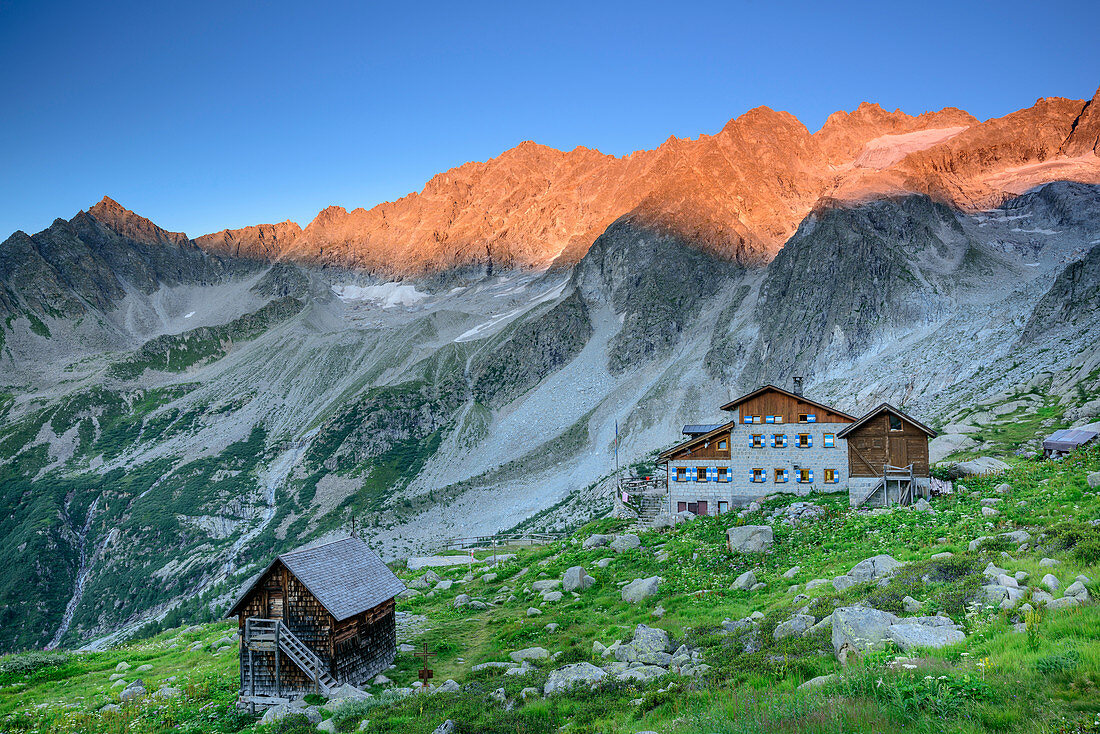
<box><xmin>888</xmin><ymin>438</ymin><xmax>908</xmax><ymax>468</ymax></box>
<box><xmin>267</xmin><ymin>591</ymin><xmax>284</xmax><ymax>619</ymax></box>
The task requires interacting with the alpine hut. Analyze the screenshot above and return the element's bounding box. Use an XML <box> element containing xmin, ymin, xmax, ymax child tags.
<box><xmin>226</xmin><ymin>536</ymin><xmax>405</xmax><ymax>707</ymax></box>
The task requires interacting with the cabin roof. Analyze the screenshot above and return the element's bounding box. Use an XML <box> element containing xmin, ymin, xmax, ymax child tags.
<box><xmin>226</xmin><ymin>537</ymin><xmax>405</xmax><ymax>622</ymax></box>
<box><xmin>836</xmin><ymin>403</ymin><xmax>938</xmax><ymax>438</ymax></box>
<box><xmin>682</xmin><ymin>424</ymin><xmax>723</xmax><ymax>436</ymax></box>
<box><xmin>657</xmin><ymin>420</ymin><xmax>736</xmax><ymax>462</ymax></box>
<box><xmin>1043</xmin><ymin>427</ymin><xmax>1099</xmax><ymax>452</ymax></box>
<box><xmin>718</xmin><ymin>384</ymin><xmax>858</xmax><ymax>421</ymax></box>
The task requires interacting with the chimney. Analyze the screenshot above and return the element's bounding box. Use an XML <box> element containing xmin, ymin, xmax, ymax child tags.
<box><xmin>792</xmin><ymin>376</ymin><xmax>804</xmax><ymax>396</ymax></box>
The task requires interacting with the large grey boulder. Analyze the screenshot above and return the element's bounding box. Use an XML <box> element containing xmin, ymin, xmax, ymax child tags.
<box><xmin>563</xmin><ymin>566</ymin><xmax>594</xmax><ymax>592</ymax></box>
<box><xmin>583</xmin><ymin>534</ymin><xmax>614</xmax><ymax>549</ymax></box>
<box><xmin>950</xmin><ymin>457</ymin><xmax>1010</xmax><ymax>477</ymax></box>
<box><xmin>532</xmin><ymin>580</ymin><xmax>560</xmax><ymax>593</ymax></box>
<box><xmin>832</xmin><ymin>575</ymin><xmax>856</xmax><ymax>592</ymax></box>
<box><xmin>730</xmin><ymin>570</ymin><xmax>757</xmax><ymax>591</ymax></box>
<box><xmin>774</xmin><ymin>615</ymin><xmax>815</xmax><ymax>640</ymax></box>
<box><xmin>544</xmin><ymin>663</ymin><xmax>607</xmax><ymax>695</ymax></box>
<box><xmin>887</xmin><ymin>623</ymin><xmax>965</xmax><ymax>651</ymax></box>
<box><xmin>611</xmin><ymin>534</ymin><xmax>641</xmax><ymax>552</ymax></box>
<box><xmin>433</xmin><ymin>721</ymin><xmax>456</xmax><ymax>734</ymax></box>
<box><xmin>615</xmin><ymin>665</ymin><xmax>667</xmax><ymax>682</ymax></box>
<box><xmin>510</xmin><ymin>647</ymin><xmax>549</xmax><ymax>662</ymax></box>
<box><xmin>622</xmin><ymin>576</ymin><xmax>661</xmax><ymax>603</ymax></box>
<box><xmin>615</xmin><ymin>624</ymin><xmax>671</xmax><ymax>663</ymax></box>
<box><xmin>726</xmin><ymin>525</ymin><xmax>773</xmax><ymax>553</ymax></box>
<box><xmin>1087</xmin><ymin>472</ymin><xmax>1100</xmax><ymax>489</ymax></box>
<box><xmin>848</xmin><ymin>555</ymin><xmax>903</xmax><ymax>582</ymax></box>
<box><xmin>831</xmin><ymin>606</ymin><xmax>898</xmax><ymax>656</ymax></box>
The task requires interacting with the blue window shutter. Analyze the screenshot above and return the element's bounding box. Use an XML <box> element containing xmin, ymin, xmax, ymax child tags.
<box><xmin>808</xmin><ymin>435</ymin><xmax>813</xmax><ymax>448</ymax></box>
<box><xmin>809</xmin><ymin>470</ymin><xmax>814</xmax><ymax>482</ymax></box>
<box><xmin>783</xmin><ymin>469</ymin><xmax>789</xmax><ymax>482</ymax></box>
<box><xmin>689</xmin><ymin>467</ymin><xmax>696</xmax><ymax>481</ymax></box>
<box><xmin>808</xmin><ymin>414</ymin><xmax>817</xmax><ymax>423</ymax></box>
<box><xmin>765</xmin><ymin>415</ymin><xmax>773</xmax><ymax>424</ymax></box>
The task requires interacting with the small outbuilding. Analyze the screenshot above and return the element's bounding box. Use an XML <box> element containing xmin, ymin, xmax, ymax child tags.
<box><xmin>838</xmin><ymin>403</ymin><xmax>936</xmax><ymax>507</ymax></box>
<box><xmin>1042</xmin><ymin>426</ymin><xmax>1099</xmax><ymax>458</ymax></box>
<box><xmin>226</xmin><ymin>536</ymin><xmax>405</xmax><ymax>707</ymax></box>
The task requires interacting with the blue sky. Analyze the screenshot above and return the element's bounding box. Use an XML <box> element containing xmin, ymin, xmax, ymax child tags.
<box><xmin>1</xmin><ymin>0</ymin><xmax>1097</xmax><ymax>238</ymax></box>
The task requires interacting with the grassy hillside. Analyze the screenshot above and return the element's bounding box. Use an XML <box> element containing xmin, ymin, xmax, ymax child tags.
<box><xmin>4</xmin><ymin>445</ymin><xmax>1100</xmax><ymax>733</ymax></box>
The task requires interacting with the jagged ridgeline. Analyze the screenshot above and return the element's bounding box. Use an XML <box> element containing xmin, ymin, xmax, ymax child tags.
<box><xmin>0</xmin><ymin>182</ymin><xmax>1099</xmax><ymax>652</ymax></box>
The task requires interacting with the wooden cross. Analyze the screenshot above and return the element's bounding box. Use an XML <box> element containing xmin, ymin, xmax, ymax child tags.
<box><xmin>415</xmin><ymin>643</ymin><xmax>434</xmax><ymax>688</ymax></box>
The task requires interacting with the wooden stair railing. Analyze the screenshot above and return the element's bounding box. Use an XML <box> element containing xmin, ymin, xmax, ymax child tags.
<box><xmin>244</xmin><ymin>617</ymin><xmax>337</xmax><ymax>703</ymax></box>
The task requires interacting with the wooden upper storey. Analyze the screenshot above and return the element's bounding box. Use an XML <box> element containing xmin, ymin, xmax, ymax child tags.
<box><xmin>721</xmin><ymin>385</ymin><xmax>857</xmax><ymax>424</ymax></box>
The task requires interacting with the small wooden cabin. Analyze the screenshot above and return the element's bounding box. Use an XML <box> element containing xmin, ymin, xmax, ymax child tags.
<box><xmin>226</xmin><ymin>537</ymin><xmax>405</xmax><ymax>706</ymax></box>
<box><xmin>838</xmin><ymin>403</ymin><xmax>936</xmax><ymax>477</ymax></box>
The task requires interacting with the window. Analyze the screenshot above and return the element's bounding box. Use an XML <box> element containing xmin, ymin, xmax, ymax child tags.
<box><xmin>687</xmin><ymin>502</ymin><xmax>698</xmax><ymax>514</ymax></box>
<box><xmin>889</xmin><ymin>414</ymin><xmax>903</xmax><ymax>431</ymax></box>
<box><xmin>677</xmin><ymin>501</ymin><xmax>687</xmax><ymax>512</ymax></box>
<box><xmin>797</xmin><ymin>433</ymin><xmax>812</xmax><ymax>448</ymax></box>
<box><xmin>774</xmin><ymin>468</ymin><xmax>789</xmax><ymax>483</ymax></box>
<box><xmin>797</xmin><ymin>468</ymin><xmax>814</xmax><ymax>483</ymax></box>
<box><xmin>718</xmin><ymin>501</ymin><xmax>729</xmax><ymax>514</ymax></box>
<box><xmin>717</xmin><ymin>466</ymin><xmax>728</xmax><ymax>482</ymax></box>
<box><xmin>824</xmin><ymin>468</ymin><xmax>838</xmax><ymax>483</ymax></box>
<box><xmin>750</xmin><ymin>468</ymin><xmax>766</xmax><ymax>483</ymax></box>
<box><xmin>675</xmin><ymin>467</ymin><xmax>687</xmax><ymax>482</ymax></box>
<box><xmin>765</xmin><ymin>415</ymin><xmax>784</xmax><ymax>424</ymax></box>
<box><xmin>797</xmin><ymin>413</ymin><xmax>815</xmax><ymax>423</ymax></box>
<box><xmin>823</xmin><ymin>433</ymin><xmax>835</xmax><ymax>448</ymax></box>
<box><xmin>696</xmin><ymin>467</ymin><xmax>709</xmax><ymax>482</ymax></box>
<box><xmin>771</xmin><ymin>434</ymin><xmax>788</xmax><ymax>448</ymax></box>
<box><xmin>751</xmin><ymin>434</ymin><xmax>764</xmax><ymax>448</ymax></box>
<box><xmin>743</xmin><ymin>414</ymin><xmax>761</xmax><ymax>424</ymax></box>
<box><xmin>717</xmin><ymin>440</ymin><xmax>728</xmax><ymax>451</ymax></box>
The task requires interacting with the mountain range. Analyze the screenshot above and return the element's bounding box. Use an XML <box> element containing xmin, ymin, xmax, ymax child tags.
<box><xmin>0</xmin><ymin>87</ymin><xmax>1098</xmax><ymax>654</ymax></box>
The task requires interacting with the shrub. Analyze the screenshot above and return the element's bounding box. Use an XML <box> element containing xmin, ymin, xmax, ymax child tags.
<box><xmin>262</xmin><ymin>713</ymin><xmax>317</xmax><ymax>734</ymax></box>
<box><xmin>330</xmin><ymin>698</ymin><xmax>377</xmax><ymax>732</ymax></box>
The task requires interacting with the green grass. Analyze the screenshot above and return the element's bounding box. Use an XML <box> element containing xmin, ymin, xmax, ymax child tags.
<box><xmin>4</xmin><ymin>444</ymin><xmax>1100</xmax><ymax>733</ymax></box>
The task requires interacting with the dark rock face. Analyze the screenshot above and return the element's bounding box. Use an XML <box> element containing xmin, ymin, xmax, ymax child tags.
<box><xmin>1022</xmin><ymin>241</ymin><xmax>1100</xmax><ymax>342</ymax></box>
<box><xmin>471</xmin><ymin>289</ymin><xmax>592</xmax><ymax>407</ymax></box>
<box><xmin>573</xmin><ymin>216</ymin><xmax>742</xmax><ymax>373</ymax></box>
<box><xmin>739</xmin><ymin>195</ymin><xmax>1007</xmax><ymax>386</ymax></box>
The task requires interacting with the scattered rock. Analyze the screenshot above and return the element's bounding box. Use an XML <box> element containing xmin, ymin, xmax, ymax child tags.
<box><xmin>832</xmin><ymin>575</ymin><xmax>856</xmax><ymax>592</ymax></box>
<box><xmin>611</xmin><ymin>534</ymin><xmax>641</xmax><ymax>552</ymax></box>
<box><xmin>887</xmin><ymin>623</ymin><xmax>965</xmax><ymax>651</ymax></box>
<box><xmin>1040</xmin><ymin>558</ymin><xmax>1060</xmax><ymax>567</ymax></box>
<box><xmin>510</xmin><ymin>647</ymin><xmax>549</xmax><ymax>663</ymax></box>
<box><xmin>798</xmin><ymin>674</ymin><xmax>838</xmax><ymax>690</ymax></box>
<box><xmin>726</xmin><ymin>525</ymin><xmax>773</xmax><ymax>553</ymax></box>
<box><xmin>544</xmin><ymin>663</ymin><xmax>607</xmax><ymax>695</ymax></box>
<box><xmin>774</xmin><ymin>615</ymin><xmax>815</xmax><ymax>640</ymax></box>
<box><xmin>730</xmin><ymin>570</ymin><xmax>757</xmax><ymax>591</ymax></box>
<box><xmin>563</xmin><ymin>566</ymin><xmax>594</xmax><ymax>592</ymax></box>
<box><xmin>622</xmin><ymin>576</ymin><xmax>661</xmax><ymax>603</ymax></box>
<box><xmin>526</xmin><ymin>607</ymin><xmax>542</xmax><ymax>616</ymax></box>
<box><xmin>783</xmin><ymin>566</ymin><xmax>801</xmax><ymax>579</ymax></box>
<box><xmin>432</xmin><ymin>721</ymin><xmax>456</xmax><ymax>734</ymax></box>
<box><xmin>903</xmin><ymin>596</ymin><xmax>922</xmax><ymax>613</ymax></box>
<box><xmin>832</xmin><ymin>606</ymin><xmax>898</xmax><ymax>657</ymax></box>
<box><xmin>949</xmin><ymin>457</ymin><xmax>1010</xmax><ymax>477</ymax></box>
<box><xmin>583</xmin><ymin>534</ymin><xmax>614</xmax><ymax>549</ymax></box>
<box><xmin>848</xmin><ymin>555</ymin><xmax>903</xmax><ymax>582</ymax></box>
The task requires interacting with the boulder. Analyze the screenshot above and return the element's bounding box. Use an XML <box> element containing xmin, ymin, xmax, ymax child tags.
<box><xmin>730</xmin><ymin>570</ymin><xmax>757</xmax><ymax>591</ymax></box>
<box><xmin>532</xmin><ymin>580</ymin><xmax>560</xmax><ymax>593</ymax></box>
<box><xmin>611</xmin><ymin>534</ymin><xmax>642</xmax><ymax>552</ymax></box>
<box><xmin>774</xmin><ymin>615</ymin><xmax>815</xmax><ymax>640</ymax></box>
<box><xmin>848</xmin><ymin>554</ymin><xmax>903</xmax><ymax>582</ymax></box>
<box><xmin>1064</xmin><ymin>581</ymin><xmax>1090</xmax><ymax>600</ymax></box>
<box><xmin>726</xmin><ymin>525</ymin><xmax>773</xmax><ymax>553</ymax></box>
<box><xmin>831</xmin><ymin>606</ymin><xmax>898</xmax><ymax>656</ymax></box>
<box><xmin>887</xmin><ymin>623</ymin><xmax>965</xmax><ymax>651</ymax></box>
<box><xmin>1040</xmin><ymin>558</ymin><xmax>1060</xmax><ymax>567</ymax></box>
<box><xmin>152</xmin><ymin>686</ymin><xmax>181</xmax><ymax>700</ymax></box>
<box><xmin>798</xmin><ymin>674</ymin><xmax>839</xmax><ymax>690</ymax></box>
<box><xmin>616</xmin><ymin>665</ymin><xmax>667</xmax><ymax>682</ymax></box>
<box><xmin>510</xmin><ymin>647</ymin><xmax>549</xmax><ymax>663</ymax></box>
<box><xmin>981</xmin><ymin>506</ymin><xmax>999</xmax><ymax>517</ymax></box>
<box><xmin>563</xmin><ymin>566</ymin><xmax>594</xmax><ymax>592</ymax></box>
<box><xmin>929</xmin><ymin>434</ymin><xmax>977</xmax><ymax>463</ymax></box>
<box><xmin>1041</xmin><ymin>574</ymin><xmax>1060</xmax><ymax>592</ymax></box>
<box><xmin>622</xmin><ymin>576</ymin><xmax>661</xmax><ymax>603</ymax></box>
<box><xmin>583</xmin><ymin>534</ymin><xmax>614</xmax><ymax>549</ymax></box>
<box><xmin>541</xmin><ymin>591</ymin><xmax>563</xmax><ymax>602</ymax></box>
<box><xmin>433</xmin><ymin>721</ymin><xmax>456</xmax><ymax>734</ymax></box>
<box><xmin>805</xmin><ymin>579</ymin><xmax>830</xmax><ymax>591</ymax></box>
<box><xmin>949</xmin><ymin>457</ymin><xmax>1010</xmax><ymax>477</ymax></box>
<box><xmin>1047</xmin><ymin>596</ymin><xmax>1079</xmax><ymax>611</ymax></box>
<box><xmin>912</xmin><ymin>497</ymin><xmax>933</xmax><ymax>512</ymax></box>
<box><xmin>902</xmin><ymin>596</ymin><xmax>921</xmax><ymax>613</ymax></box>
<box><xmin>435</xmin><ymin>679</ymin><xmax>461</xmax><ymax>694</ymax></box>
<box><xmin>526</xmin><ymin>607</ymin><xmax>542</xmax><ymax>616</ymax></box>
<box><xmin>318</xmin><ymin>720</ymin><xmax>337</xmax><ymax>733</ymax></box>
<box><xmin>1088</xmin><ymin>472</ymin><xmax>1100</xmax><ymax>490</ymax></box>
<box><xmin>261</xmin><ymin>704</ymin><xmax>320</xmax><ymax>725</ymax></box>
<box><xmin>832</xmin><ymin>575</ymin><xmax>856</xmax><ymax>592</ymax></box>
<box><xmin>544</xmin><ymin>663</ymin><xmax>607</xmax><ymax>695</ymax></box>
<box><xmin>783</xmin><ymin>566</ymin><xmax>801</xmax><ymax>579</ymax></box>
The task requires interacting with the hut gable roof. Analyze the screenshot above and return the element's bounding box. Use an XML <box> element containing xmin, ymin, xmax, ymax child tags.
<box><xmin>658</xmin><ymin>420</ymin><xmax>736</xmax><ymax>462</ymax></box>
<box><xmin>718</xmin><ymin>384</ymin><xmax>858</xmax><ymax>421</ymax></box>
<box><xmin>226</xmin><ymin>537</ymin><xmax>405</xmax><ymax>621</ymax></box>
<box><xmin>837</xmin><ymin>403</ymin><xmax>938</xmax><ymax>438</ymax></box>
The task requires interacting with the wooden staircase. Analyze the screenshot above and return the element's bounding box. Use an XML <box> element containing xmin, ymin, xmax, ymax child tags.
<box><xmin>853</xmin><ymin>464</ymin><xmax>915</xmax><ymax>509</ymax></box>
<box><xmin>243</xmin><ymin>617</ymin><xmax>337</xmax><ymax>706</ymax></box>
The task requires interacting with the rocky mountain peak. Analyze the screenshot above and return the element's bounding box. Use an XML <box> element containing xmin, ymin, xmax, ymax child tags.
<box><xmin>85</xmin><ymin>196</ymin><xmax>192</xmax><ymax>248</ymax></box>
<box><xmin>1060</xmin><ymin>85</ymin><xmax>1100</xmax><ymax>157</ymax></box>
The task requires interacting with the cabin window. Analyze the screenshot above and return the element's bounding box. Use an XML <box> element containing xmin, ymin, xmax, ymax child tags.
<box><xmin>742</xmin><ymin>414</ymin><xmax>762</xmax><ymax>424</ymax></box>
<box><xmin>717</xmin><ymin>439</ymin><xmax>728</xmax><ymax>451</ymax></box>
<box><xmin>824</xmin><ymin>468</ymin><xmax>838</xmax><ymax>483</ymax></box>
<box><xmin>750</xmin><ymin>468</ymin><xmax>766</xmax><ymax>483</ymax></box>
<box><xmin>889</xmin><ymin>415</ymin><xmax>903</xmax><ymax>431</ymax></box>
<box><xmin>675</xmin><ymin>467</ymin><xmax>687</xmax><ymax>482</ymax></box>
<box><xmin>687</xmin><ymin>502</ymin><xmax>699</xmax><ymax>514</ymax></box>
<box><xmin>772</xmin><ymin>415</ymin><xmax>784</xmax><ymax>424</ymax></box>
<box><xmin>771</xmin><ymin>433</ymin><xmax>788</xmax><ymax>448</ymax></box>
<box><xmin>717</xmin><ymin>466</ymin><xmax>728</xmax><ymax>482</ymax></box>
<box><xmin>774</xmin><ymin>468</ymin><xmax>789</xmax><ymax>483</ymax></box>
<box><xmin>823</xmin><ymin>433</ymin><xmax>835</xmax><ymax>448</ymax></box>
<box><xmin>677</xmin><ymin>502</ymin><xmax>687</xmax><ymax>512</ymax></box>
<box><xmin>718</xmin><ymin>501</ymin><xmax>729</xmax><ymax>514</ymax></box>
<box><xmin>696</xmin><ymin>467</ymin><xmax>709</xmax><ymax>482</ymax></box>
<box><xmin>797</xmin><ymin>433</ymin><xmax>812</xmax><ymax>448</ymax></box>
<box><xmin>751</xmin><ymin>434</ymin><xmax>764</xmax><ymax>448</ymax></box>
<box><xmin>797</xmin><ymin>468</ymin><xmax>813</xmax><ymax>483</ymax></box>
